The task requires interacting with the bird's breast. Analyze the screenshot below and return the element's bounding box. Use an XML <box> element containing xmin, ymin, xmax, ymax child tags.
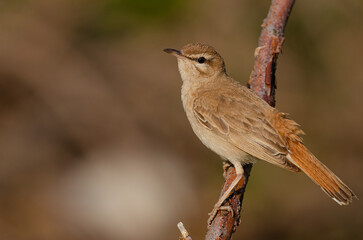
<box><xmin>181</xmin><ymin>84</ymin><xmax>250</xmax><ymax>163</ymax></box>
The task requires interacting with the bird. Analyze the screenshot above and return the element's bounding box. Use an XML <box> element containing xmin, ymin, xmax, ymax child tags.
<box><xmin>163</xmin><ymin>42</ymin><xmax>356</xmax><ymax>214</ymax></box>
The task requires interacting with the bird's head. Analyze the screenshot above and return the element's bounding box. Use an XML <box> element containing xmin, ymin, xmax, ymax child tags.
<box><xmin>164</xmin><ymin>43</ymin><xmax>226</xmax><ymax>82</ymax></box>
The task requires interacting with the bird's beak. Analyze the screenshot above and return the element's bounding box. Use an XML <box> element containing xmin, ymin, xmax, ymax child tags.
<box><xmin>163</xmin><ymin>48</ymin><xmax>185</xmax><ymax>59</ymax></box>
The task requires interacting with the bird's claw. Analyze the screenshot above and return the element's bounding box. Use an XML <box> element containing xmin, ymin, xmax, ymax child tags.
<box><xmin>207</xmin><ymin>205</ymin><xmax>234</xmax><ymax>227</ymax></box>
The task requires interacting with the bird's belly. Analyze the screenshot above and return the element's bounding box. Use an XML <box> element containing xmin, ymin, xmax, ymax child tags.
<box><xmin>188</xmin><ymin>115</ymin><xmax>252</xmax><ymax>164</ymax></box>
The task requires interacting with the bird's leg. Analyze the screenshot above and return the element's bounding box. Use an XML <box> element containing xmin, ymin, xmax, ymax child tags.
<box><xmin>214</xmin><ymin>161</ymin><xmax>244</xmax><ymax>209</ymax></box>
<box><xmin>208</xmin><ymin>161</ymin><xmax>244</xmax><ymax>225</ymax></box>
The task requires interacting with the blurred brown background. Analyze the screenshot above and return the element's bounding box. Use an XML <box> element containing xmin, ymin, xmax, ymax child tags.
<box><xmin>0</xmin><ymin>0</ymin><xmax>362</xmax><ymax>239</ymax></box>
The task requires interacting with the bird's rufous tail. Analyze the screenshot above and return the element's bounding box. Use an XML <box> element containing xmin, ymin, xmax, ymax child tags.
<box><xmin>287</xmin><ymin>141</ymin><xmax>356</xmax><ymax>205</ymax></box>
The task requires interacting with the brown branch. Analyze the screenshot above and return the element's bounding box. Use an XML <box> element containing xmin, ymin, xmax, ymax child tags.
<box><xmin>204</xmin><ymin>1</ymin><xmax>295</xmax><ymax>240</ymax></box>
<box><xmin>248</xmin><ymin>0</ymin><xmax>295</xmax><ymax>107</ymax></box>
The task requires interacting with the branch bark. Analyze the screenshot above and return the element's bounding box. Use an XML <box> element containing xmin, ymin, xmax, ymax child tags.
<box><xmin>178</xmin><ymin>1</ymin><xmax>295</xmax><ymax>239</ymax></box>
<box><xmin>205</xmin><ymin>0</ymin><xmax>295</xmax><ymax>239</ymax></box>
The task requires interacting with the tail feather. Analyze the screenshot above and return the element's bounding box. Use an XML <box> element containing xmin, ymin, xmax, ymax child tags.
<box><xmin>287</xmin><ymin>142</ymin><xmax>356</xmax><ymax>205</ymax></box>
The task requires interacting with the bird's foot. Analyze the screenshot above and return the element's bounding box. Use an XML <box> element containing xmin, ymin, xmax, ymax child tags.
<box><xmin>207</xmin><ymin>205</ymin><xmax>234</xmax><ymax>227</ymax></box>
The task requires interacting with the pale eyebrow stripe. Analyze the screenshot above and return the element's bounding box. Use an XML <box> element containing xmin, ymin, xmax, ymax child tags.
<box><xmin>185</xmin><ymin>54</ymin><xmax>214</xmax><ymax>62</ymax></box>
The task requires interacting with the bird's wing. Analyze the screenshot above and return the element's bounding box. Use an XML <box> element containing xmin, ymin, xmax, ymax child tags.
<box><xmin>192</xmin><ymin>88</ymin><xmax>301</xmax><ymax>172</ymax></box>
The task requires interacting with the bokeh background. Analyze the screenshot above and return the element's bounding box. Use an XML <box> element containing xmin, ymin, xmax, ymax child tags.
<box><xmin>0</xmin><ymin>0</ymin><xmax>362</xmax><ymax>239</ymax></box>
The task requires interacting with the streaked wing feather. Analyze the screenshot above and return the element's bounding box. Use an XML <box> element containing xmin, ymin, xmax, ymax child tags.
<box><xmin>193</xmin><ymin>91</ymin><xmax>300</xmax><ymax>172</ymax></box>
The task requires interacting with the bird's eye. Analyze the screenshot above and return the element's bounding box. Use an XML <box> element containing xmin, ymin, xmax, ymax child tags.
<box><xmin>197</xmin><ymin>57</ymin><xmax>206</xmax><ymax>63</ymax></box>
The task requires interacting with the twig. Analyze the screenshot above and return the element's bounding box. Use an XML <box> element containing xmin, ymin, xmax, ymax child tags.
<box><xmin>205</xmin><ymin>0</ymin><xmax>295</xmax><ymax>239</ymax></box>
<box><xmin>178</xmin><ymin>222</ymin><xmax>193</xmax><ymax>240</ymax></box>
